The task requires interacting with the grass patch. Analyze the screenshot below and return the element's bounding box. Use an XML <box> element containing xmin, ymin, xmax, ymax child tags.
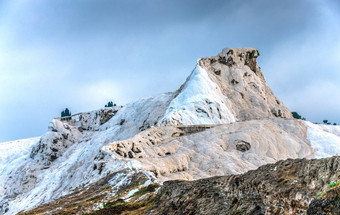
<box><xmin>133</xmin><ymin>184</ymin><xmax>160</xmax><ymax>197</ymax></box>
<box><xmin>86</xmin><ymin>197</ymin><xmax>155</xmax><ymax>215</ymax></box>
<box><xmin>329</xmin><ymin>181</ymin><xmax>340</xmax><ymax>188</ymax></box>
<box><xmin>316</xmin><ymin>181</ymin><xmax>340</xmax><ymax>198</ymax></box>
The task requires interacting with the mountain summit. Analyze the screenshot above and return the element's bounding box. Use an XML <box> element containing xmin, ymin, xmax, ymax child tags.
<box><xmin>161</xmin><ymin>47</ymin><xmax>292</xmax><ymax>125</ymax></box>
<box><xmin>0</xmin><ymin>48</ymin><xmax>339</xmax><ymax>214</ymax></box>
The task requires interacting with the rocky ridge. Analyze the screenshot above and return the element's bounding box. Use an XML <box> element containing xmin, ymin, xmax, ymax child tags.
<box><xmin>147</xmin><ymin>156</ymin><xmax>340</xmax><ymax>215</ymax></box>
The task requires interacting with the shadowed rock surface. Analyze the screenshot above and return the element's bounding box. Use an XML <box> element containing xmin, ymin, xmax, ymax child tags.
<box><xmin>307</xmin><ymin>186</ymin><xmax>340</xmax><ymax>215</ymax></box>
<box><xmin>147</xmin><ymin>156</ymin><xmax>340</xmax><ymax>215</ymax></box>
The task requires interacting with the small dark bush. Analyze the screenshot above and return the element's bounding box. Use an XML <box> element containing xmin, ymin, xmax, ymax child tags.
<box><xmin>105</xmin><ymin>101</ymin><xmax>116</xmax><ymax>107</ymax></box>
<box><xmin>291</xmin><ymin>112</ymin><xmax>302</xmax><ymax>120</ymax></box>
<box><xmin>249</xmin><ymin>50</ymin><xmax>256</xmax><ymax>59</ymax></box>
<box><xmin>61</xmin><ymin>108</ymin><xmax>72</xmax><ymax>121</ymax></box>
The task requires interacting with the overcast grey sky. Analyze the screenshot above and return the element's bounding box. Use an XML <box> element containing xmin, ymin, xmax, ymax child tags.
<box><xmin>1</xmin><ymin>0</ymin><xmax>339</xmax><ymax>142</ymax></box>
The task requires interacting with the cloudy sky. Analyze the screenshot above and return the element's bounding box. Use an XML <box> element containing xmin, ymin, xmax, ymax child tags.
<box><xmin>1</xmin><ymin>0</ymin><xmax>339</xmax><ymax>142</ymax></box>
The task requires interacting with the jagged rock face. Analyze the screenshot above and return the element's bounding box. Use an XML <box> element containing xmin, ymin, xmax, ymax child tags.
<box><xmin>147</xmin><ymin>156</ymin><xmax>340</xmax><ymax>215</ymax></box>
<box><xmin>30</xmin><ymin>107</ymin><xmax>120</xmax><ymax>166</ymax></box>
<box><xmin>79</xmin><ymin>107</ymin><xmax>121</xmax><ymax>130</ymax></box>
<box><xmin>30</xmin><ymin>120</ymin><xmax>82</xmax><ymax>166</ymax></box>
<box><xmin>199</xmin><ymin>48</ymin><xmax>292</xmax><ymax>121</ymax></box>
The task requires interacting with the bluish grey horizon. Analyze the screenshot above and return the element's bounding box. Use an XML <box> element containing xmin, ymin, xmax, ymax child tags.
<box><xmin>1</xmin><ymin>0</ymin><xmax>340</xmax><ymax>142</ymax></box>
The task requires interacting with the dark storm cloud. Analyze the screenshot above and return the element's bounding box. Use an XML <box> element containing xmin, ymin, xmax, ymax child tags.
<box><xmin>3</xmin><ymin>0</ymin><xmax>318</xmax><ymax>47</ymax></box>
<box><xmin>1</xmin><ymin>0</ymin><xmax>339</xmax><ymax>142</ymax></box>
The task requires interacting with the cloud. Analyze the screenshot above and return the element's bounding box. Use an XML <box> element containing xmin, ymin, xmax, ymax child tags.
<box><xmin>0</xmin><ymin>0</ymin><xmax>339</xmax><ymax>141</ymax></box>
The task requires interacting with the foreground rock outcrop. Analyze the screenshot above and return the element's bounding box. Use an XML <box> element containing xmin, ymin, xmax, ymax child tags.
<box><xmin>23</xmin><ymin>156</ymin><xmax>340</xmax><ymax>215</ymax></box>
<box><xmin>147</xmin><ymin>156</ymin><xmax>340</xmax><ymax>215</ymax></box>
<box><xmin>308</xmin><ymin>186</ymin><xmax>340</xmax><ymax>214</ymax></box>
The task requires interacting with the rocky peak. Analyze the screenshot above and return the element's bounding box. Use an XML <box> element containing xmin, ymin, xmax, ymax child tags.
<box><xmin>197</xmin><ymin>47</ymin><xmax>292</xmax><ymax>121</ymax></box>
<box><xmin>219</xmin><ymin>48</ymin><xmax>261</xmax><ymax>73</ymax></box>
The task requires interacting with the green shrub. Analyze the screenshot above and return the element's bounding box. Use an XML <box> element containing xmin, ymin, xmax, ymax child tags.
<box><xmin>249</xmin><ymin>50</ymin><xmax>256</xmax><ymax>59</ymax></box>
<box><xmin>291</xmin><ymin>112</ymin><xmax>302</xmax><ymax>120</ymax></box>
<box><xmin>329</xmin><ymin>181</ymin><xmax>340</xmax><ymax>188</ymax></box>
<box><xmin>105</xmin><ymin>101</ymin><xmax>116</xmax><ymax>107</ymax></box>
<box><xmin>61</xmin><ymin>108</ymin><xmax>72</xmax><ymax>121</ymax></box>
<box><xmin>323</xmin><ymin>120</ymin><xmax>331</xmax><ymax>125</ymax></box>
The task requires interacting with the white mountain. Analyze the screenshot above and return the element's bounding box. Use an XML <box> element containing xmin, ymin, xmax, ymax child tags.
<box><xmin>0</xmin><ymin>48</ymin><xmax>339</xmax><ymax>214</ymax></box>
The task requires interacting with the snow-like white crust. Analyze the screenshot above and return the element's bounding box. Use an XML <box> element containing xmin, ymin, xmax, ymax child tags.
<box><xmin>159</xmin><ymin>64</ymin><xmax>235</xmax><ymax>125</ymax></box>
<box><xmin>304</xmin><ymin>121</ymin><xmax>340</xmax><ymax>158</ymax></box>
<box><xmin>0</xmin><ymin>94</ymin><xmax>175</xmax><ymax>214</ymax></box>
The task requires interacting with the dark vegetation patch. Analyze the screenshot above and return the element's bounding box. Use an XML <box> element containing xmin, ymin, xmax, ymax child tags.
<box><xmin>244</xmin><ymin>49</ymin><xmax>259</xmax><ymax>74</ymax></box>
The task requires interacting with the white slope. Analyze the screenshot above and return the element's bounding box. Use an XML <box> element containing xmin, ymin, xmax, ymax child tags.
<box><xmin>102</xmin><ymin>92</ymin><xmax>174</xmax><ymax>134</ymax></box>
<box><xmin>0</xmin><ymin>123</ymin><xmax>133</xmax><ymax>214</ymax></box>
<box><xmin>0</xmin><ymin>94</ymin><xmax>174</xmax><ymax>214</ymax></box>
<box><xmin>0</xmin><ymin>137</ymin><xmax>40</xmax><ymax>174</ymax></box>
<box><xmin>304</xmin><ymin>121</ymin><xmax>340</xmax><ymax>158</ymax></box>
<box><xmin>158</xmin><ymin>64</ymin><xmax>235</xmax><ymax>125</ymax></box>
<box><xmin>0</xmin><ymin>137</ymin><xmax>40</xmax><ymax>190</ymax></box>
<box><xmin>0</xmin><ymin>137</ymin><xmax>40</xmax><ymax>213</ymax></box>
